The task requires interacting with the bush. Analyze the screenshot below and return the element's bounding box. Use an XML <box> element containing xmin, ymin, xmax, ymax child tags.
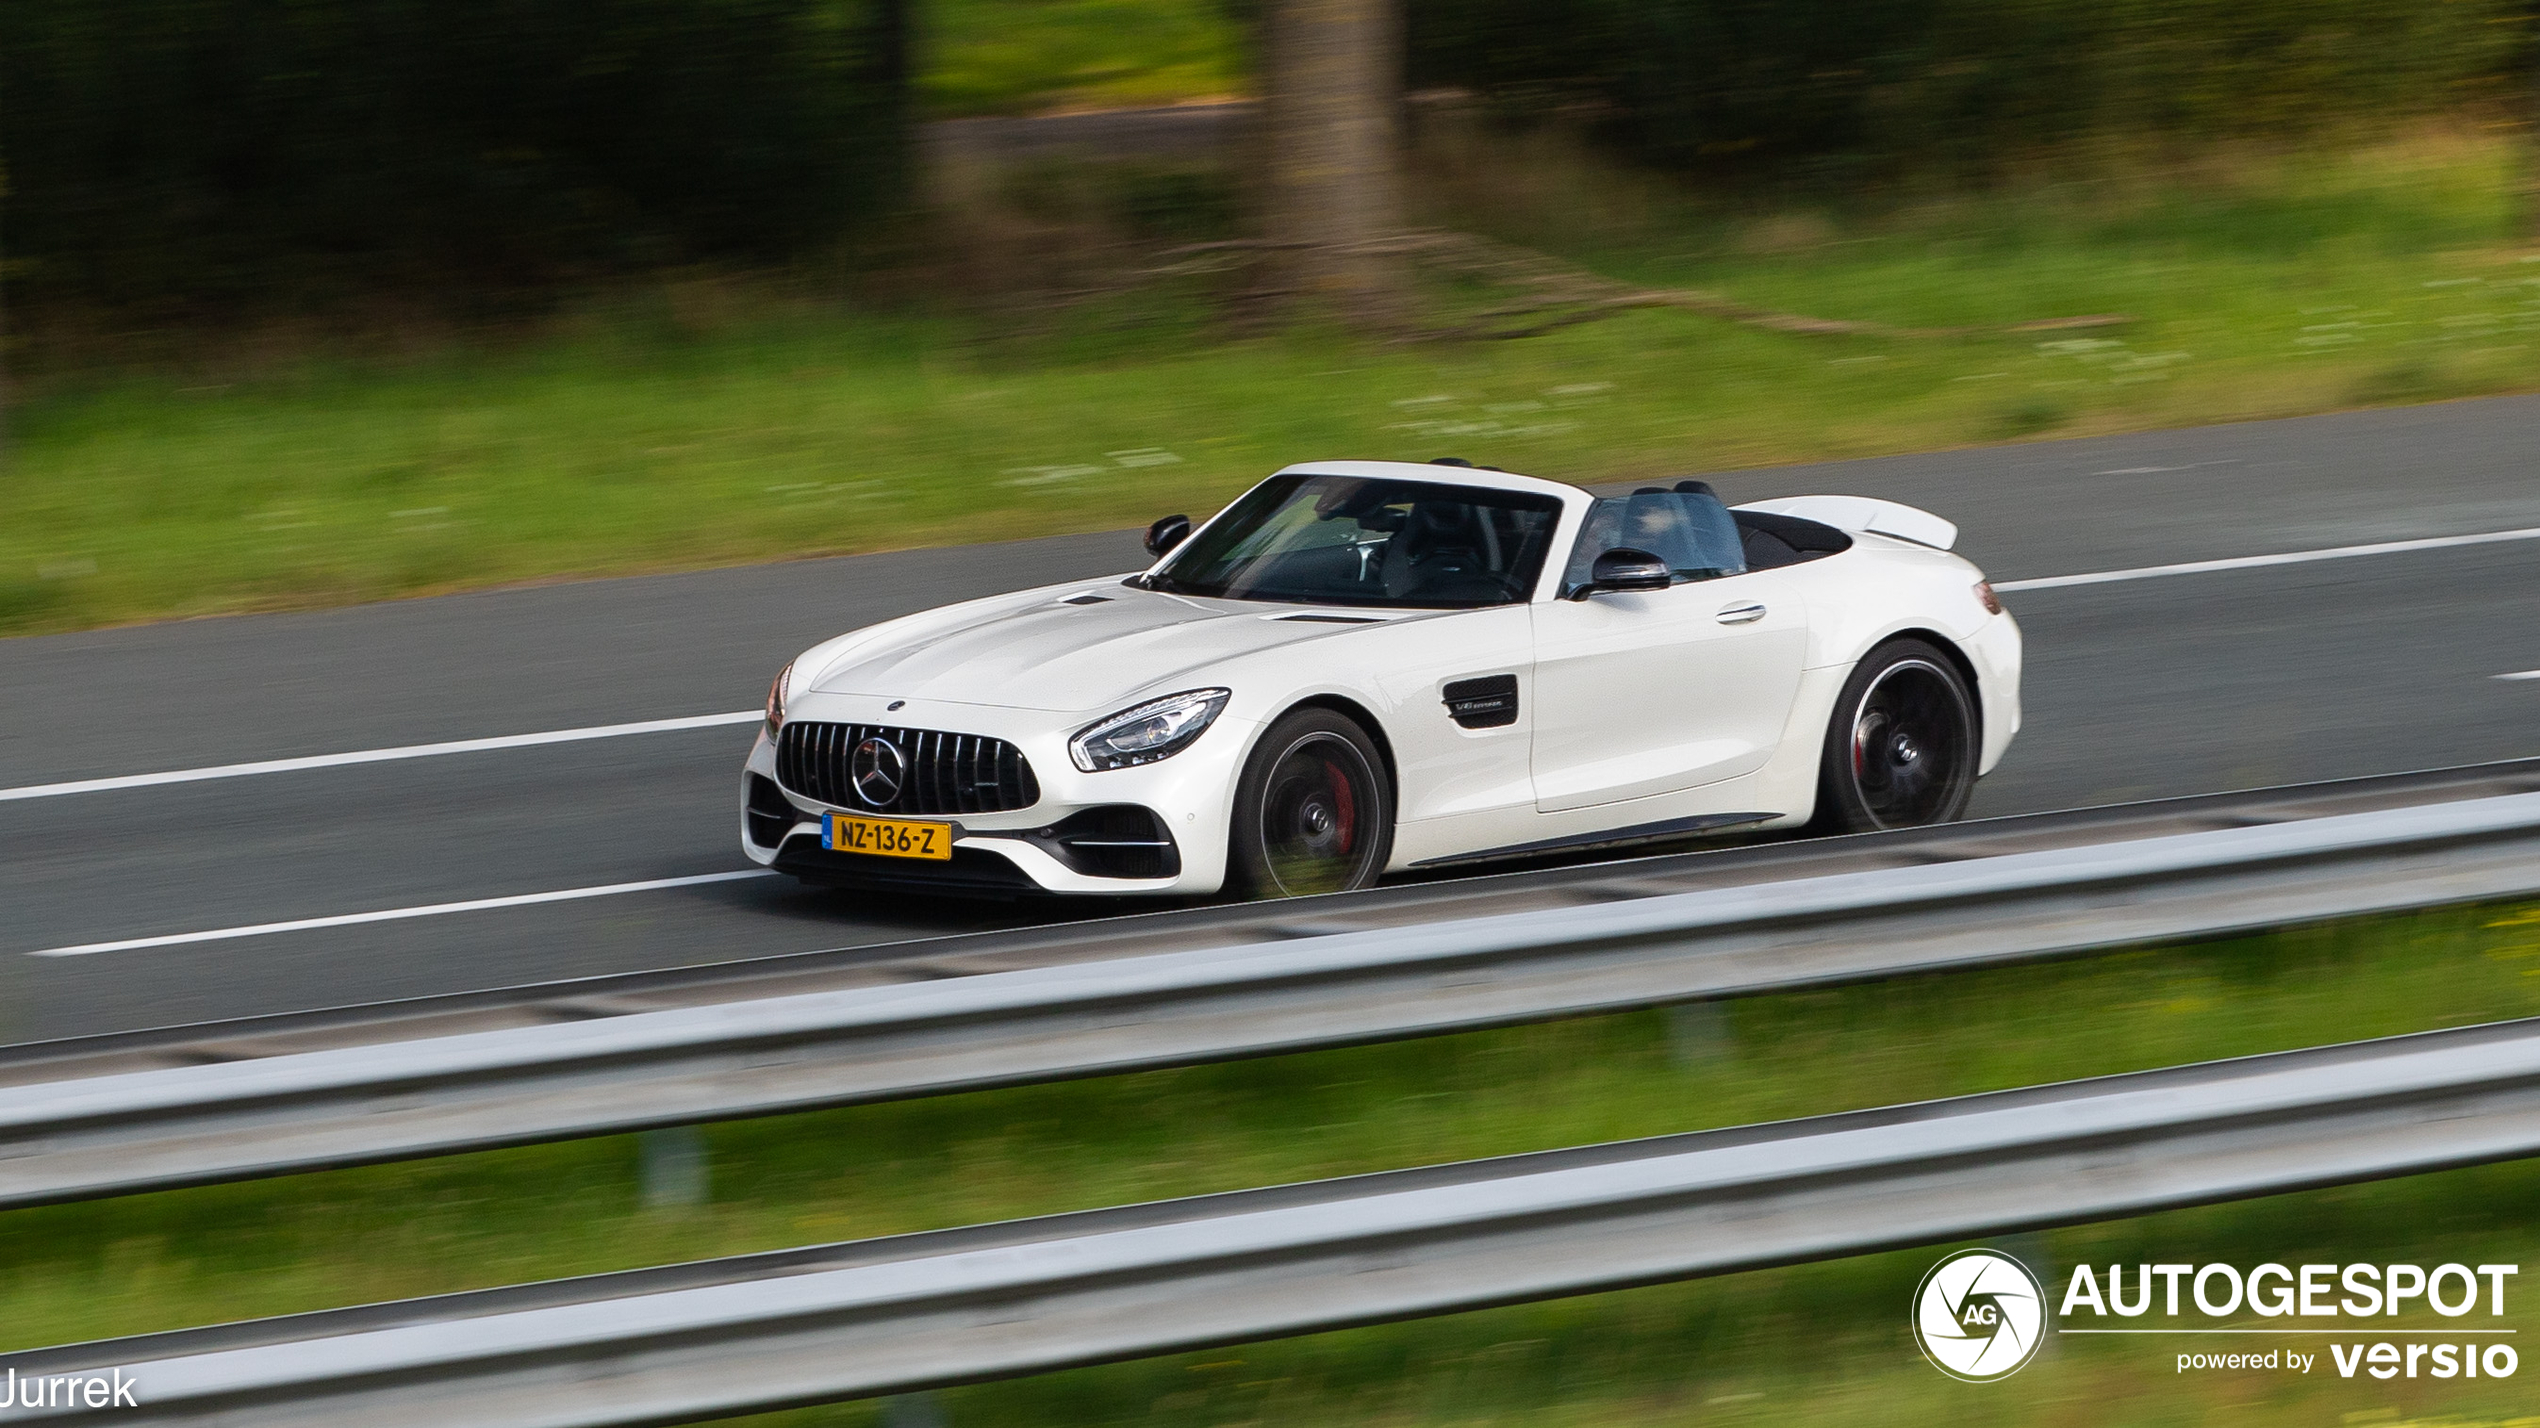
<box><xmin>1408</xmin><ymin>0</ymin><xmax>2528</xmax><ymax>184</ymax></box>
<box><xmin>0</xmin><ymin>0</ymin><xmax>906</xmax><ymax>311</ymax></box>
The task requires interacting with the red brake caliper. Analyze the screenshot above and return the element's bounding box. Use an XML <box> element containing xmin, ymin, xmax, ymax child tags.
<box><xmin>1325</xmin><ymin>761</ymin><xmax>1356</xmax><ymax>854</ymax></box>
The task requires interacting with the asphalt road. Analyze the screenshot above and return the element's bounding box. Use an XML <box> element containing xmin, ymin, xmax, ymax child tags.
<box><xmin>5</xmin><ymin>396</ymin><xmax>2538</xmax><ymax>1042</ymax></box>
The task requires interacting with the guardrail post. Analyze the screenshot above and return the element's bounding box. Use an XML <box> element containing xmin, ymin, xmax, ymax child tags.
<box><xmin>881</xmin><ymin>1391</ymin><xmax>948</xmax><ymax>1428</ymax></box>
<box><xmin>639</xmin><ymin>1126</ymin><xmax>709</xmax><ymax>1208</ymax></box>
<box><xmin>1999</xmin><ymin>1230</ymin><xmax>2055</xmax><ymax>1357</ymax></box>
<box><xmin>1665</xmin><ymin>1001</ymin><xmax>1734</xmax><ymax>1066</ymax></box>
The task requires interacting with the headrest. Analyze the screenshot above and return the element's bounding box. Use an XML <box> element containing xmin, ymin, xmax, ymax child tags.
<box><xmin>1412</xmin><ymin>502</ymin><xmax>1473</xmax><ymax>535</ymax></box>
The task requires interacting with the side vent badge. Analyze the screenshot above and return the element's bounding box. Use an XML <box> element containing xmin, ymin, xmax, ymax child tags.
<box><xmin>1441</xmin><ymin>674</ymin><xmax>1520</xmax><ymax>730</ymax></box>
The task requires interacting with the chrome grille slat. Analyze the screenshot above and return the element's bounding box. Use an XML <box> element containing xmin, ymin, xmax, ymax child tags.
<box><xmin>815</xmin><ymin>723</ymin><xmax>833</xmax><ymax>806</ymax></box>
<box><xmin>775</xmin><ymin>722</ymin><xmax>1040</xmax><ymax>816</ymax></box>
<box><xmin>835</xmin><ymin>723</ymin><xmax>852</xmax><ymax>807</ymax></box>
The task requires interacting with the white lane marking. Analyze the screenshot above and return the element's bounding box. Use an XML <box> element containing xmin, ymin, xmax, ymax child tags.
<box><xmin>0</xmin><ymin>710</ymin><xmax>762</xmax><ymax>803</ymax></box>
<box><xmin>1994</xmin><ymin>525</ymin><xmax>2540</xmax><ymax>593</ymax></box>
<box><xmin>12</xmin><ymin>523</ymin><xmax>2540</xmax><ymax>804</ymax></box>
<box><xmin>2499</xmin><ymin>670</ymin><xmax>2540</xmax><ymax>682</ymax></box>
<box><xmin>24</xmin><ymin>870</ymin><xmax>777</xmax><ymax>958</ymax></box>
<box><xmin>2091</xmin><ymin>459</ymin><xmax>2239</xmax><ymax>476</ymax></box>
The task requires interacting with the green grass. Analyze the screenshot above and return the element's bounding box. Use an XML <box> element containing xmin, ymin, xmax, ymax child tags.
<box><xmin>788</xmin><ymin>1173</ymin><xmax>2540</xmax><ymax>1428</ymax></box>
<box><xmin>6</xmin><ymin>129</ymin><xmax>2539</xmax><ymax>638</ymax></box>
<box><xmin>921</xmin><ymin>0</ymin><xmax>1242</xmax><ymax>116</ymax></box>
<box><xmin>4</xmin><ymin>900</ymin><xmax>2538</xmax><ymax>1427</ymax></box>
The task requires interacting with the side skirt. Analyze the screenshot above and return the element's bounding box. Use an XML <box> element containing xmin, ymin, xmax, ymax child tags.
<box><xmin>1407</xmin><ymin>812</ymin><xmax>1782</xmax><ymax>870</ymax></box>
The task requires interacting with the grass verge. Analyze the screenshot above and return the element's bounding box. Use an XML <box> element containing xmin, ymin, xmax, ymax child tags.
<box><xmin>769</xmin><ymin>1170</ymin><xmax>2540</xmax><ymax>1428</ymax></box>
<box><xmin>2</xmin><ymin>900</ymin><xmax>2537</xmax><ymax>1425</ymax></box>
<box><xmin>5</xmin><ymin>129</ymin><xmax>2538</xmax><ymax>638</ymax></box>
<box><xmin>921</xmin><ymin>0</ymin><xmax>1241</xmax><ymax>117</ymax></box>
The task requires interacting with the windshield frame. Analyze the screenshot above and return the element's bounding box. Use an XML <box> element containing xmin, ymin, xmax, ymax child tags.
<box><xmin>1137</xmin><ymin>472</ymin><xmax>1576</xmax><ymax>610</ymax></box>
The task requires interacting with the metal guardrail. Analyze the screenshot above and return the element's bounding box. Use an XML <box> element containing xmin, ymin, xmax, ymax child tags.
<box><xmin>11</xmin><ymin>1015</ymin><xmax>2540</xmax><ymax>1426</ymax></box>
<box><xmin>5</xmin><ymin>766</ymin><xmax>2540</xmax><ymax>1210</ymax></box>
<box><xmin>18</xmin><ymin>757</ymin><xmax>2538</xmax><ymax>1092</ymax></box>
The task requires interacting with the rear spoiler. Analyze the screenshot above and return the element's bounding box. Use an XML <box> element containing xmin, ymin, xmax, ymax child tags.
<box><xmin>1733</xmin><ymin>495</ymin><xmax>1958</xmax><ymax>552</ymax></box>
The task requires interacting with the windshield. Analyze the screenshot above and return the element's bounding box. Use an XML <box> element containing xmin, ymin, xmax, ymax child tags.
<box><xmin>1145</xmin><ymin>474</ymin><xmax>1565</xmax><ymax>608</ymax></box>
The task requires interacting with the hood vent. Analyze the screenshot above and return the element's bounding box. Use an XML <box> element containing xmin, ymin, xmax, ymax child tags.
<box><xmin>1269</xmin><ymin>612</ymin><xmax>1383</xmax><ymax>624</ymax></box>
<box><xmin>1061</xmin><ymin>593</ymin><xmax>1113</xmax><ymax>606</ymax></box>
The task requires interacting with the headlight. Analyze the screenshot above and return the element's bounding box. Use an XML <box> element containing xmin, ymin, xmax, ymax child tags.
<box><xmin>765</xmin><ymin>660</ymin><xmax>795</xmax><ymax>732</ymax></box>
<box><xmin>1070</xmin><ymin>689</ymin><xmax>1230</xmax><ymax>772</ymax></box>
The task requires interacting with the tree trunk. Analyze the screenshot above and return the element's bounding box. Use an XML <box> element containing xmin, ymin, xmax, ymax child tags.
<box><xmin>2529</xmin><ymin>22</ymin><xmax>2540</xmax><ymax>243</ymax></box>
<box><xmin>873</xmin><ymin>0</ymin><xmax>914</xmax><ymax>203</ymax></box>
<box><xmin>1259</xmin><ymin>0</ymin><xmax>1408</xmax><ymax>325</ymax></box>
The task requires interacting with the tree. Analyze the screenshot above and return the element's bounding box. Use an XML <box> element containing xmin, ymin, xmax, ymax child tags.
<box><xmin>2529</xmin><ymin>7</ymin><xmax>2540</xmax><ymax>241</ymax></box>
<box><xmin>1259</xmin><ymin>0</ymin><xmax>1409</xmax><ymax>323</ymax></box>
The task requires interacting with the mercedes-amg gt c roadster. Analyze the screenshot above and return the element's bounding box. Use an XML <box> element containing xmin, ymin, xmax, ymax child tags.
<box><xmin>742</xmin><ymin>459</ymin><xmax>2021</xmax><ymax>898</ymax></box>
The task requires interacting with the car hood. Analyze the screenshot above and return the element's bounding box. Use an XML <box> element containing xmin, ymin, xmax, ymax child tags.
<box><xmin>804</xmin><ymin>581</ymin><xmax>1397</xmax><ymax>713</ymax></box>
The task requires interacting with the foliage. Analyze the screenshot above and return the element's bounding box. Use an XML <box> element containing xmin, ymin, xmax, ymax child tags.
<box><xmin>0</xmin><ymin>0</ymin><xmax>906</xmax><ymax>309</ymax></box>
<box><xmin>6</xmin><ymin>129</ymin><xmax>2535</xmax><ymax>637</ymax></box>
<box><xmin>921</xmin><ymin>0</ymin><xmax>1244</xmax><ymax>116</ymax></box>
<box><xmin>1408</xmin><ymin>0</ymin><xmax>2531</xmax><ymax>183</ymax></box>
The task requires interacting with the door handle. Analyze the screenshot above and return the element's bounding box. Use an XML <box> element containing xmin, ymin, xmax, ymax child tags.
<box><xmin>1716</xmin><ymin>601</ymin><xmax>1767</xmax><ymax>625</ymax></box>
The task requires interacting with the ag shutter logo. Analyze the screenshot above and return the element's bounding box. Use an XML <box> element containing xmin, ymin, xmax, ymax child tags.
<box><xmin>1913</xmin><ymin>1248</ymin><xmax>2048</xmax><ymax>1381</ymax></box>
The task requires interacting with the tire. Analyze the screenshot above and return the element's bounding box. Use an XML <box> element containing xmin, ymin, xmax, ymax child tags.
<box><xmin>1811</xmin><ymin>639</ymin><xmax>1979</xmax><ymax>834</ymax></box>
<box><xmin>1226</xmin><ymin>708</ymin><xmax>1395</xmax><ymax>899</ymax></box>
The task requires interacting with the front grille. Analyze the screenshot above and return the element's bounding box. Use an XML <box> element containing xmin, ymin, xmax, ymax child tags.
<box><xmin>775</xmin><ymin>721</ymin><xmax>1041</xmax><ymax>816</ymax></box>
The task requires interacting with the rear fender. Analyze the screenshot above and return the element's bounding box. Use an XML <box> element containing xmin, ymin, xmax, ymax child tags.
<box><xmin>1735</xmin><ymin>495</ymin><xmax>1957</xmax><ymax>551</ymax></box>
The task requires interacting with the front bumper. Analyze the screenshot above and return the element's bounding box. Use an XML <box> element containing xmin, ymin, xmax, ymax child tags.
<box><xmin>738</xmin><ymin>693</ymin><xmax>1254</xmax><ymax>896</ymax></box>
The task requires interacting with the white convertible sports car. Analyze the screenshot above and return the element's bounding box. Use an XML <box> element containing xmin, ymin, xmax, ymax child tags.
<box><xmin>742</xmin><ymin>459</ymin><xmax>2021</xmax><ymax>898</ymax></box>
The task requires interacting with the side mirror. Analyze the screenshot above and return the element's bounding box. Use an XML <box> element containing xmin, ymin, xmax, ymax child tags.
<box><xmin>1582</xmin><ymin>547</ymin><xmax>1672</xmax><ymax>596</ymax></box>
<box><xmin>1145</xmin><ymin>514</ymin><xmax>1192</xmax><ymax>558</ymax></box>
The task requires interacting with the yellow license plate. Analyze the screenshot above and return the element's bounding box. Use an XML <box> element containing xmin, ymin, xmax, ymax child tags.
<box><xmin>823</xmin><ymin>812</ymin><xmax>953</xmax><ymax>860</ymax></box>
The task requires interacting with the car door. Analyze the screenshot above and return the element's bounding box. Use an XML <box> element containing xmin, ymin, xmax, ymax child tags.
<box><xmin>1528</xmin><ymin>496</ymin><xmax>1810</xmax><ymax>814</ymax></box>
<box><xmin>1356</xmin><ymin>603</ymin><xmax>1540</xmax><ymax>825</ymax></box>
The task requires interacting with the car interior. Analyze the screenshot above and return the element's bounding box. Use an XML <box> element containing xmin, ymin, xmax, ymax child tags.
<box><xmin>1560</xmin><ymin>481</ymin><xmax>1849</xmax><ymax>592</ymax></box>
<box><xmin>1154</xmin><ymin>474</ymin><xmax>1564</xmax><ymax>608</ymax></box>
<box><xmin>1155</xmin><ymin>472</ymin><xmax>1850</xmax><ymax>609</ymax></box>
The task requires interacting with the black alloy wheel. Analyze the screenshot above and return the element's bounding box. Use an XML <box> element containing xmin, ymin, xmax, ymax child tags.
<box><xmin>1814</xmin><ymin>639</ymin><xmax>1978</xmax><ymax>833</ymax></box>
<box><xmin>1228</xmin><ymin>708</ymin><xmax>1394</xmax><ymax>898</ymax></box>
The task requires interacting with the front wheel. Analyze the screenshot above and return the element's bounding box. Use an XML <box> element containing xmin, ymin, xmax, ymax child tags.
<box><xmin>1812</xmin><ymin>640</ymin><xmax>1978</xmax><ymax>834</ymax></box>
<box><xmin>1226</xmin><ymin>708</ymin><xmax>1395</xmax><ymax>898</ymax></box>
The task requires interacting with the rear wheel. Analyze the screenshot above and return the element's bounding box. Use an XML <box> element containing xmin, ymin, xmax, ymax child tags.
<box><xmin>1227</xmin><ymin>708</ymin><xmax>1394</xmax><ymax>898</ymax></box>
<box><xmin>1813</xmin><ymin>640</ymin><xmax>1978</xmax><ymax>834</ymax></box>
